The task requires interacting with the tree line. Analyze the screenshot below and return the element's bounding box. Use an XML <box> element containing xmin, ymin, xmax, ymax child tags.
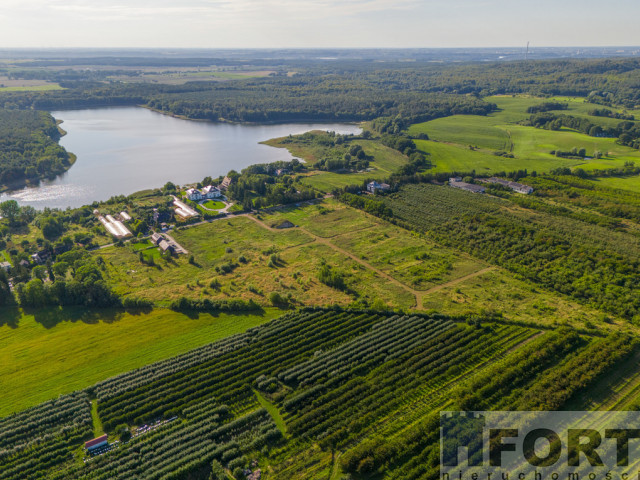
<box><xmin>0</xmin><ymin>109</ymin><xmax>71</xmax><ymax>185</ymax></box>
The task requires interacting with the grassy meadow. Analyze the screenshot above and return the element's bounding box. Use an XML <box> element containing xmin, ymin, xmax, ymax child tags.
<box><xmin>97</xmin><ymin>204</ymin><xmax>417</xmax><ymax>309</ymax></box>
<box><xmin>420</xmin><ymin>267</ymin><xmax>620</xmax><ymax>331</ymax></box>
<box><xmin>0</xmin><ymin>307</ymin><xmax>279</xmax><ymax>416</ymax></box>
<box><xmin>265</xmin><ymin>135</ymin><xmax>408</xmax><ymax>191</ymax></box>
<box><xmin>409</xmin><ymin>95</ymin><xmax>640</xmax><ymax>174</ymax></box>
<box><xmin>593</xmin><ymin>174</ymin><xmax>640</xmax><ymax>192</ymax></box>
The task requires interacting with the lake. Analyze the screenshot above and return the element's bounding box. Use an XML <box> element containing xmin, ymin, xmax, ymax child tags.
<box><xmin>0</xmin><ymin>107</ymin><xmax>361</xmax><ymax>209</ymax></box>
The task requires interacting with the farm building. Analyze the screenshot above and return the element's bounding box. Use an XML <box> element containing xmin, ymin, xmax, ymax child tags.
<box><xmin>120</xmin><ymin>211</ymin><xmax>132</xmax><ymax>221</ymax></box>
<box><xmin>367</xmin><ymin>181</ymin><xmax>391</xmax><ymax>193</ymax></box>
<box><xmin>158</xmin><ymin>240</ymin><xmax>175</xmax><ymax>254</ymax></box>
<box><xmin>202</xmin><ymin>185</ymin><xmax>222</xmax><ymax>199</ymax></box>
<box><xmin>449</xmin><ymin>178</ymin><xmax>485</xmax><ymax>194</ymax></box>
<box><xmin>85</xmin><ymin>434</ymin><xmax>108</xmax><ymax>451</ymax></box>
<box><xmin>150</xmin><ymin>233</ymin><xmax>163</xmax><ymax>245</ymax></box>
<box><xmin>98</xmin><ymin>215</ymin><xmax>132</xmax><ymax>238</ymax></box>
<box><xmin>483</xmin><ymin>177</ymin><xmax>533</xmax><ymax>194</ymax></box>
<box><xmin>173</xmin><ymin>197</ymin><xmax>199</xmax><ymax>218</ymax></box>
<box><xmin>0</xmin><ymin>261</ymin><xmax>10</xmax><ymax>270</ymax></box>
<box><xmin>185</xmin><ymin>188</ymin><xmax>203</xmax><ymax>201</ymax></box>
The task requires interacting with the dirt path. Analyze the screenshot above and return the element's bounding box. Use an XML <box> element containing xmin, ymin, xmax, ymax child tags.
<box><xmin>246</xmin><ymin>214</ymin><xmax>494</xmax><ymax>310</ymax></box>
<box><xmin>247</xmin><ymin>215</ymin><xmax>422</xmax><ymax>305</ymax></box>
<box><xmin>419</xmin><ymin>266</ymin><xmax>496</xmax><ymax>296</ymax></box>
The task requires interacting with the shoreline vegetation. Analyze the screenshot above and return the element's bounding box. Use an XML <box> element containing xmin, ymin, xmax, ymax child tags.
<box><xmin>0</xmin><ymin>110</ymin><xmax>75</xmax><ymax>192</ymax></box>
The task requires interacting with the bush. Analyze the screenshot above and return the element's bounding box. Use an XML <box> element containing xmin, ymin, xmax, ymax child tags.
<box><xmin>115</xmin><ymin>424</ymin><xmax>131</xmax><ymax>442</ymax></box>
<box><xmin>269</xmin><ymin>292</ymin><xmax>288</xmax><ymax>307</ymax></box>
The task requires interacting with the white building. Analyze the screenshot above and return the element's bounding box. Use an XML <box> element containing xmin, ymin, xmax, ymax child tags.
<box><xmin>367</xmin><ymin>181</ymin><xmax>391</xmax><ymax>193</ymax></box>
<box><xmin>202</xmin><ymin>185</ymin><xmax>222</xmax><ymax>199</ymax></box>
<box><xmin>186</xmin><ymin>188</ymin><xmax>203</xmax><ymax>201</ymax></box>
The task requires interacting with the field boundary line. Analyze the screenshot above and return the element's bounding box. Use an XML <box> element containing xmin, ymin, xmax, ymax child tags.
<box><xmin>246</xmin><ymin>214</ymin><xmax>421</xmax><ymax>308</ymax></box>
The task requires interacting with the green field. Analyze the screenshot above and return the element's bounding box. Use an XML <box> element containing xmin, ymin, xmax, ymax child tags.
<box><xmin>409</xmin><ymin>115</ymin><xmax>511</xmax><ymax>151</ymax></box>
<box><xmin>409</xmin><ymin>95</ymin><xmax>640</xmax><ymax>174</ymax></box>
<box><xmin>0</xmin><ymin>84</ymin><xmax>63</xmax><ymax>92</ymax></box>
<box><xmin>593</xmin><ymin>174</ymin><xmax>640</xmax><ymax>192</ymax></box>
<box><xmin>0</xmin><ymin>307</ymin><xmax>279</xmax><ymax>416</ymax></box>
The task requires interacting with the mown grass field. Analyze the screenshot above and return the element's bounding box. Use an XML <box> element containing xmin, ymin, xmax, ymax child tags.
<box><xmin>0</xmin><ymin>307</ymin><xmax>279</xmax><ymax>416</ymax></box>
<box><xmin>410</xmin><ymin>95</ymin><xmax>640</xmax><ymax>174</ymax></box>
<box><xmin>593</xmin><ymin>174</ymin><xmax>640</xmax><ymax>192</ymax></box>
<box><xmin>409</xmin><ymin>115</ymin><xmax>511</xmax><ymax>151</ymax></box>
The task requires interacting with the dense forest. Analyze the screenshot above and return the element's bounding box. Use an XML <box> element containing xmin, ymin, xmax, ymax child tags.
<box><xmin>0</xmin><ymin>109</ymin><xmax>71</xmax><ymax>185</ymax></box>
<box><xmin>2</xmin><ymin>57</ymin><xmax>640</xmax><ymax>126</ymax></box>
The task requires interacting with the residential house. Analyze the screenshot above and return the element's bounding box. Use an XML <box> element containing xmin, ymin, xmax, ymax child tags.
<box><xmin>366</xmin><ymin>181</ymin><xmax>391</xmax><ymax>193</ymax></box>
<box><xmin>30</xmin><ymin>250</ymin><xmax>51</xmax><ymax>265</ymax></box>
<box><xmin>185</xmin><ymin>188</ymin><xmax>203</xmax><ymax>201</ymax></box>
<box><xmin>202</xmin><ymin>185</ymin><xmax>222</xmax><ymax>199</ymax></box>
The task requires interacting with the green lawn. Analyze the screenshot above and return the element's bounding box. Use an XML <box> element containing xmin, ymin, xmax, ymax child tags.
<box><xmin>254</xmin><ymin>390</ymin><xmax>288</xmax><ymax>436</ymax></box>
<box><xmin>202</xmin><ymin>199</ymin><xmax>226</xmax><ymax>210</ymax></box>
<box><xmin>130</xmin><ymin>238</ymin><xmax>152</xmax><ymax>251</ymax></box>
<box><xmin>0</xmin><ymin>307</ymin><xmax>279</xmax><ymax>416</ymax></box>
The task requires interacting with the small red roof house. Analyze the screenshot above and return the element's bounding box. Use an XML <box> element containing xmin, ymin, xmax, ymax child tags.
<box><xmin>85</xmin><ymin>434</ymin><xmax>108</xmax><ymax>450</ymax></box>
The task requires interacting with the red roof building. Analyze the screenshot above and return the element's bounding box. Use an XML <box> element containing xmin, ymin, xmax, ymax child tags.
<box><xmin>85</xmin><ymin>434</ymin><xmax>108</xmax><ymax>450</ymax></box>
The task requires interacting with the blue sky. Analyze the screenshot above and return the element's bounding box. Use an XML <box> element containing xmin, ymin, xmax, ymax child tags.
<box><xmin>1</xmin><ymin>0</ymin><xmax>638</xmax><ymax>48</ymax></box>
